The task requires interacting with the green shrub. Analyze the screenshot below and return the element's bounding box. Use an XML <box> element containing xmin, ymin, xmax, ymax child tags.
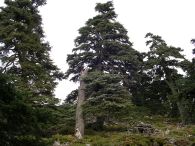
<box><xmin>14</xmin><ymin>135</ymin><xmax>49</xmax><ymax>146</ymax></box>
<box><xmin>51</xmin><ymin>134</ymin><xmax>75</xmax><ymax>143</ymax></box>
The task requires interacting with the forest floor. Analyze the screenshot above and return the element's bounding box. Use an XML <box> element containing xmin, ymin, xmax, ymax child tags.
<box><xmin>47</xmin><ymin>116</ymin><xmax>195</xmax><ymax>146</ymax></box>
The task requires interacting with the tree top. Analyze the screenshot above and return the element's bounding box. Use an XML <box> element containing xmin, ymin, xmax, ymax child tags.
<box><xmin>95</xmin><ymin>1</ymin><xmax>117</xmax><ymax>19</ymax></box>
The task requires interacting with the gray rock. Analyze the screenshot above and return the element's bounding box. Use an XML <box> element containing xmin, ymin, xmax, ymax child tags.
<box><xmin>133</xmin><ymin>122</ymin><xmax>156</xmax><ymax>135</ymax></box>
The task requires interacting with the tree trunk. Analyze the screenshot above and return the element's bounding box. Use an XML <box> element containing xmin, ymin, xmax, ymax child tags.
<box><xmin>176</xmin><ymin>100</ymin><xmax>188</xmax><ymax>124</ymax></box>
<box><xmin>165</xmin><ymin>80</ymin><xmax>189</xmax><ymax>124</ymax></box>
<box><xmin>75</xmin><ymin>69</ymin><xmax>88</xmax><ymax>138</ymax></box>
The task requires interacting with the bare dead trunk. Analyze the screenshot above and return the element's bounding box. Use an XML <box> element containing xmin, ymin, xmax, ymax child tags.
<box><xmin>75</xmin><ymin>69</ymin><xmax>88</xmax><ymax>138</ymax></box>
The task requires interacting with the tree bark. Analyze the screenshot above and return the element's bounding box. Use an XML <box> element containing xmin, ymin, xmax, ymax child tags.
<box><xmin>165</xmin><ymin>80</ymin><xmax>189</xmax><ymax>124</ymax></box>
<box><xmin>176</xmin><ymin>100</ymin><xmax>188</xmax><ymax>124</ymax></box>
<box><xmin>75</xmin><ymin>69</ymin><xmax>88</xmax><ymax>138</ymax></box>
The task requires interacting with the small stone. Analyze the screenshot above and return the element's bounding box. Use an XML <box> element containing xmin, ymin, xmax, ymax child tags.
<box><xmin>165</xmin><ymin>129</ymin><xmax>170</xmax><ymax>135</ymax></box>
<box><xmin>75</xmin><ymin>128</ymin><xmax>83</xmax><ymax>139</ymax></box>
<box><xmin>53</xmin><ymin>141</ymin><xmax>60</xmax><ymax>146</ymax></box>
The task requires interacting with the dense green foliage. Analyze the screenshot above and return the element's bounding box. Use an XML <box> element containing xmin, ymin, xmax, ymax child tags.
<box><xmin>0</xmin><ymin>0</ymin><xmax>63</xmax><ymax>145</ymax></box>
<box><xmin>83</xmin><ymin>71</ymin><xmax>132</xmax><ymax>126</ymax></box>
<box><xmin>0</xmin><ymin>73</ymin><xmax>46</xmax><ymax>146</ymax></box>
<box><xmin>142</xmin><ymin>33</ymin><xmax>188</xmax><ymax>123</ymax></box>
<box><xmin>0</xmin><ymin>0</ymin><xmax>63</xmax><ymax>104</ymax></box>
<box><xmin>65</xmin><ymin>1</ymin><xmax>141</xmax><ymax>82</ymax></box>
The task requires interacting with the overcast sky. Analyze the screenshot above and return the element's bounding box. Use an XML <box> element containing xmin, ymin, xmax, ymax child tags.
<box><xmin>1</xmin><ymin>0</ymin><xmax>195</xmax><ymax>101</ymax></box>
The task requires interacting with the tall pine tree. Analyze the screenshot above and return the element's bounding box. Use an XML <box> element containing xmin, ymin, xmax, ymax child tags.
<box><xmin>0</xmin><ymin>0</ymin><xmax>63</xmax><ymax>104</ymax></box>
<box><xmin>65</xmin><ymin>1</ymin><xmax>140</xmax><ymax>134</ymax></box>
<box><xmin>144</xmin><ymin>33</ymin><xmax>190</xmax><ymax>124</ymax></box>
<box><xmin>65</xmin><ymin>1</ymin><xmax>141</xmax><ymax>81</ymax></box>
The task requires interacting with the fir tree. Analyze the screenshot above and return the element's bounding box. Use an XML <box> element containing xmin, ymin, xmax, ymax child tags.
<box><xmin>65</xmin><ymin>1</ymin><xmax>141</xmax><ymax>81</ymax></box>
<box><xmin>0</xmin><ymin>0</ymin><xmax>63</xmax><ymax>104</ymax></box>
<box><xmin>144</xmin><ymin>33</ymin><xmax>190</xmax><ymax>124</ymax></box>
<box><xmin>65</xmin><ymin>1</ymin><xmax>139</xmax><ymax>134</ymax></box>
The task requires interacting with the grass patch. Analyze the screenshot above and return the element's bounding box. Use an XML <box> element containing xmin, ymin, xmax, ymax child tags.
<box><xmin>47</xmin><ymin>117</ymin><xmax>195</xmax><ymax>146</ymax></box>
